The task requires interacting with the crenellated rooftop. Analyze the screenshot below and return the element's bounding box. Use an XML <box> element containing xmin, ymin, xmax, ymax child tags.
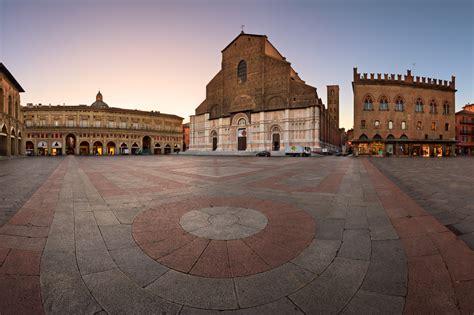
<box><xmin>353</xmin><ymin>67</ymin><xmax>456</xmax><ymax>91</ymax></box>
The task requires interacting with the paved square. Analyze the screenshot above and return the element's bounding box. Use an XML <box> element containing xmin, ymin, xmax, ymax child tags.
<box><xmin>0</xmin><ymin>156</ymin><xmax>473</xmax><ymax>314</ymax></box>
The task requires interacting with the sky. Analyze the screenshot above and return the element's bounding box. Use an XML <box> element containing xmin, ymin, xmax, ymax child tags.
<box><xmin>1</xmin><ymin>0</ymin><xmax>473</xmax><ymax>129</ymax></box>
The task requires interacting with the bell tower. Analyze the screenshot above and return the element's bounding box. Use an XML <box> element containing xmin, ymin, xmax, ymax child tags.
<box><xmin>327</xmin><ymin>85</ymin><xmax>339</xmax><ymax>127</ymax></box>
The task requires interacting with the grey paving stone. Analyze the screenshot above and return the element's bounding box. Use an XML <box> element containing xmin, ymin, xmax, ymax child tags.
<box><xmin>109</xmin><ymin>246</ymin><xmax>169</xmax><ymax>287</ymax></box>
<box><xmin>180</xmin><ymin>297</ymin><xmax>303</xmax><ymax>314</ymax></box>
<box><xmin>338</xmin><ymin>229</ymin><xmax>371</xmax><ymax>260</ymax></box>
<box><xmin>234</xmin><ymin>262</ymin><xmax>316</xmax><ymax>308</ymax></box>
<box><xmin>342</xmin><ymin>290</ymin><xmax>405</xmax><ymax>314</ymax></box>
<box><xmin>112</xmin><ymin>208</ymin><xmax>143</xmax><ymax>224</ymax></box>
<box><xmin>315</xmin><ymin>219</ymin><xmax>345</xmax><ymax>240</ymax></box>
<box><xmin>147</xmin><ymin>270</ymin><xmax>237</xmax><ymax>310</ymax></box>
<box><xmin>94</xmin><ymin>211</ymin><xmax>120</xmax><ymax>226</ymax></box>
<box><xmin>44</xmin><ymin>213</ymin><xmax>75</xmax><ymax>253</ymax></box>
<box><xmin>40</xmin><ymin>251</ymin><xmax>102</xmax><ymax>314</ymax></box>
<box><xmin>290</xmin><ymin>257</ymin><xmax>369</xmax><ymax>314</ymax></box>
<box><xmin>42</xmin><ymin>278</ymin><xmax>102</xmax><ymax>315</ymax></box>
<box><xmin>291</xmin><ymin>239</ymin><xmax>340</xmax><ymax>274</ymax></box>
<box><xmin>83</xmin><ymin>268</ymin><xmax>180</xmax><ymax>314</ymax></box>
<box><xmin>369</xmin><ymin>224</ymin><xmax>399</xmax><ymax>241</ymax></box>
<box><xmin>459</xmin><ymin>232</ymin><xmax>474</xmax><ymax>249</ymax></box>
<box><xmin>75</xmin><ymin>226</ymin><xmax>108</xmax><ymax>252</ymax></box>
<box><xmin>361</xmin><ymin>240</ymin><xmax>407</xmax><ymax>296</ymax></box>
<box><xmin>99</xmin><ymin>224</ymin><xmax>137</xmax><ymax>250</ymax></box>
<box><xmin>76</xmin><ymin>249</ymin><xmax>117</xmax><ymax>275</ymax></box>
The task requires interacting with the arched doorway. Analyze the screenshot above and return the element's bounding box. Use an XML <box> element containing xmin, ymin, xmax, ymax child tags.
<box><xmin>271</xmin><ymin>126</ymin><xmax>281</xmax><ymax>151</ymax></box>
<box><xmin>0</xmin><ymin>125</ymin><xmax>7</xmax><ymax>156</ymax></box>
<box><xmin>10</xmin><ymin>128</ymin><xmax>16</xmax><ymax>155</ymax></box>
<box><xmin>65</xmin><ymin>134</ymin><xmax>76</xmax><ymax>155</ymax></box>
<box><xmin>120</xmin><ymin>143</ymin><xmax>129</xmax><ymax>155</ymax></box>
<box><xmin>79</xmin><ymin>141</ymin><xmax>89</xmax><ymax>155</ymax></box>
<box><xmin>131</xmin><ymin>143</ymin><xmax>139</xmax><ymax>155</ymax></box>
<box><xmin>154</xmin><ymin>143</ymin><xmax>161</xmax><ymax>155</ymax></box>
<box><xmin>210</xmin><ymin>130</ymin><xmax>218</xmax><ymax>151</ymax></box>
<box><xmin>174</xmin><ymin>144</ymin><xmax>180</xmax><ymax>153</ymax></box>
<box><xmin>26</xmin><ymin>141</ymin><xmax>34</xmax><ymax>156</ymax></box>
<box><xmin>51</xmin><ymin>140</ymin><xmax>62</xmax><ymax>156</ymax></box>
<box><xmin>164</xmin><ymin>144</ymin><xmax>171</xmax><ymax>155</ymax></box>
<box><xmin>93</xmin><ymin>141</ymin><xmax>103</xmax><ymax>155</ymax></box>
<box><xmin>37</xmin><ymin>141</ymin><xmax>48</xmax><ymax>156</ymax></box>
<box><xmin>237</xmin><ymin>118</ymin><xmax>247</xmax><ymax>151</ymax></box>
<box><xmin>143</xmin><ymin>136</ymin><xmax>151</xmax><ymax>154</ymax></box>
<box><xmin>106</xmin><ymin>141</ymin><xmax>116</xmax><ymax>155</ymax></box>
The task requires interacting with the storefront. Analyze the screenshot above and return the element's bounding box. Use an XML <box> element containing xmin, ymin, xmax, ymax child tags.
<box><xmin>37</xmin><ymin>141</ymin><xmax>48</xmax><ymax>156</ymax></box>
<box><xmin>51</xmin><ymin>141</ymin><xmax>62</xmax><ymax>156</ymax></box>
<box><xmin>354</xmin><ymin>138</ymin><xmax>456</xmax><ymax>158</ymax></box>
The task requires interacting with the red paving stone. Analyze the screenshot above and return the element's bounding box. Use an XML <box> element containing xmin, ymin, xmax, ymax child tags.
<box><xmin>132</xmin><ymin>197</ymin><xmax>315</xmax><ymax>278</ymax></box>
<box><xmin>0</xmin><ymin>248</ymin><xmax>10</xmax><ymax>266</ymax></box>
<box><xmin>405</xmin><ymin>255</ymin><xmax>458</xmax><ymax>314</ymax></box>
<box><xmin>0</xmin><ymin>159</ymin><xmax>67</xmax><ymax>315</ymax></box>
<box><xmin>364</xmin><ymin>159</ymin><xmax>474</xmax><ymax>314</ymax></box>
<box><xmin>190</xmin><ymin>240</ymin><xmax>231</xmax><ymax>278</ymax></box>
<box><xmin>0</xmin><ymin>249</ymin><xmax>41</xmax><ymax>276</ymax></box>
<box><xmin>227</xmin><ymin>239</ymin><xmax>270</xmax><ymax>277</ymax></box>
<box><xmin>158</xmin><ymin>238</ymin><xmax>209</xmax><ymax>273</ymax></box>
<box><xmin>0</xmin><ymin>274</ymin><xmax>44</xmax><ymax>315</ymax></box>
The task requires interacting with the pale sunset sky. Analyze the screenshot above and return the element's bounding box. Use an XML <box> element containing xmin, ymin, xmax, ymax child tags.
<box><xmin>1</xmin><ymin>0</ymin><xmax>473</xmax><ymax>129</ymax></box>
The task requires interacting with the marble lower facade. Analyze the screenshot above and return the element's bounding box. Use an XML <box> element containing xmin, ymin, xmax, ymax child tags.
<box><xmin>190</xmin><ymin>107</ymin><xmax>339</xmax><ymax>153</ymax></box>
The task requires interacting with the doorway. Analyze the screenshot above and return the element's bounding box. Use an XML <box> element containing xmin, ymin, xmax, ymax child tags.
<box><xmin>272</xmin><ymin>133</ymin><xmax>280</xmax><ymax>151</ymax></box>
<box><xmin>237</xmin><ymin>128</ymin><xmax>247</xmax><ymax>151</ymax></box>
<box><xmin>65</xmin><ymin>134</ymin><xmax>76</xmax><ymax>155</ymax></box>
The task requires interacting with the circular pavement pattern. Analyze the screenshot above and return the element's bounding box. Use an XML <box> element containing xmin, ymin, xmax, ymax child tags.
<box><xmin>179</xmin><ymin>207</ymin><xmax>268</xmax><ymax>240</ymax></box>
<box><xmin>132</xmin><ymin>197</ymin><xmax>315</xmax><ymax>278</ymax></box>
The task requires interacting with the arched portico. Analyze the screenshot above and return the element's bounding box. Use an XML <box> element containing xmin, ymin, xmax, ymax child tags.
<box><xmin>79</xmin><ymin>141</ymin><xmax>90</xmax><ymax>155</ymax></box>
<box><xmin>93</xmin><ymin>141</ymin><xmax>103</xmax><ymax>155</ymax></box>
<box><xmin>154</xmin><ymin>143</ymin><xmax>161</xmax><ymax>155</ymax></box>
<box><xmin>106</xmin><ymin>141</ymin><xmax>116</xmax><ymax>155</ymax></box>
<box><xmin>65</xmin><ymin>134</ymin><xmax>76</xmax><ymax>155</ymax></box>
<box><xmin>0</xmin><ymin>125</ymin><xmax>8</xmax><ymax>156</ymax></box>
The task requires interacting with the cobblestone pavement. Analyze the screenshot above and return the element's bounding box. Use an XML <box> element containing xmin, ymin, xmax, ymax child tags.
<box><xmin>0</xmin><ymin>157</ymin><xmax>63</xmax><ymax>226</ymax></box>
<box><xmin>370</xmin><ymin>157</ymin><xmax>474</xmax><ymax>249</ymax></box>
<box><xmin>0</xmin><ymin>155</ymin><xmax>473</xmax><ymax>314</ymax></box>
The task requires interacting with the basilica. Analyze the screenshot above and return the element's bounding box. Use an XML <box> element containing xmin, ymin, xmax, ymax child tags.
<box><xmin>189</xmin><ymin>32</ymin><xmax>341</xmax><ymax>153</ymax></box>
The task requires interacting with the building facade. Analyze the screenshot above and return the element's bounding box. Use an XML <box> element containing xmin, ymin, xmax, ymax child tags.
<box><xmin>0</xmin><ymin>63</ymin><xmax>25</xmax><ymax>157</ymax></box>
<box><xmin>22</xmin><ymin>92</ymin><xmax>183</xmax><ymax>156</ymax></box>
<box><xmin>182</xmin><ymin>123</ymin><xmax>190</xmax><ymax>152</ymax></box>
<box><xmin>189</xmin><ymin>32</ymin><xmax>341</xmax><ymax>153</ymax></box>
<box><xmin>455</xmin><ymin>104</ymin><xmax>474</xmax><ymax>156</ymax></box>
<box><xmin>352</xmin><ymin>68</ymin><xmax>456</xmax><ymax>157</ymax></box>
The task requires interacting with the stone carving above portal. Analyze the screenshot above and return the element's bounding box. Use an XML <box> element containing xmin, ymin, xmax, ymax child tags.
<box><xmin>230</xmin><ymin>95</ymin><xmax>256</xmax><ymax>113</ymax></box>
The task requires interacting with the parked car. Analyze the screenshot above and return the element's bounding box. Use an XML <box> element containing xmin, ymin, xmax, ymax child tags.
<box><xmin>256</xmin><ymin>151</ymin><xmax>271</xmax><ymax>157</ymax></box>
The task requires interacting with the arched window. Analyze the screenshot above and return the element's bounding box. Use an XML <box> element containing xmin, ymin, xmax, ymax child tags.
<box><xmin>359</xmin><ymin>134</ymin><xmax>368</xmax><ymax>140</ymax></box>
<box><xmin>237</xmin><ymin>60</ymin><xmax>247</xmax><ymax>83</ymax></box>
<box><xmin>361</xmin><ymin>120</ymin><xmax>366</xmax><ymax>129</ymax></box>
<box><xmin>374</xmin><ymin>120</ymin><xmax>380</xmax><ymax>128</ymax></box>
<box><xmin>330</xmin><ymin>89</ymin><xmax>335</xmax><ymax>96</ymax></box>
<box><xmin>388</xmin><ymin>120</ymin><xmax>393</xmax><ymax>130</ymax></box>
<box><xmin>379</xmin><ymin>96</ymin><xmax>388</xmax><ymax>111</ymax></box>
<box><xmin>363</xmin><ymin>95</ymin><xmax>373</xmax><ymax>111</ymax></box>
<box><xmin>429</xmin><ymin>99</ymin><xmax>437</xmax><ymax>114</ymax></box>
<box><xmin>395</xmin><ymin>96</ymin><xmax>404</xmax><ymax>111</ymax></box>
<box><xmin>443</xmin><ymin>102</ymin><xmax>450</xmax><ymax>115</ymax></box>
<box><xmin>415</xmin><ymin>98</ymin><xmax>423</xmax><ymax>113</ymax></box>
<box><xmin>238</xmin><ymin>118</ymin><xmax>246</xmax><ymax>125</ymax></box>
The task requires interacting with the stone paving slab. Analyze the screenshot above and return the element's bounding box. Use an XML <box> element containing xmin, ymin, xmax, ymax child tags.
<box><xmin>0</xmin><ymin>155</ymin><xmax>473</xmax><ymax>314</ymax></box>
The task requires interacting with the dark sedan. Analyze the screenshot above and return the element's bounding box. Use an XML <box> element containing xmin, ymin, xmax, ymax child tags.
<box><xmin>256</xmin><ymin>151</ymin><xmax>271</xmax><ymax>157</ymax></box>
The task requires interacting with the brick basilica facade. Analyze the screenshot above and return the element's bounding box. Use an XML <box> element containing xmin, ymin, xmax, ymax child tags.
<box><xmin>189</xmin><ymin>32</ymin><xmax>341</xmax><ymax>153</ymax></box>
<box><xmin>22</xmin><ymin>92</ymin><xmax>183</xmax><ymax>156</ymax></box>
